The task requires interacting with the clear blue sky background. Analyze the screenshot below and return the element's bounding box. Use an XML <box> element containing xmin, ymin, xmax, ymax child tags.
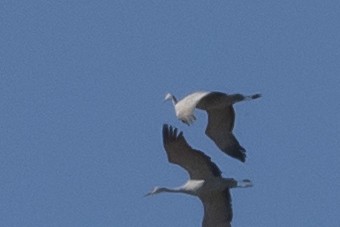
<box><xmin>1</xmin><ymin>1</ymin><xmax>340</xmax><ymax>226</ymax></box>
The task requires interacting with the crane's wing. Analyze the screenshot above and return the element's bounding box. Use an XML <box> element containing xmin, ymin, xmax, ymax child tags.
<box><xmin>205</xmin><ymin>107</ymin><xmax>246</xmax><ymax>162</ymax></box>
<box><xmin>196</xmin><ymin>92</ymin><xmax>235</xmax><ymax>131</ymax></box>
<box><xmin>196</xmin><ymin>92</ymin><xmax>245</xmax><ymax>162</ymax></box>
<box><xmin>200</xmin><ymin>189</ymin><xmax>232</xmax><ymax>227</ymax></box>
<box><xmin>162</xmin><ymin>124</ymin><xmax>222</xmax><ymax>180</ymax></box>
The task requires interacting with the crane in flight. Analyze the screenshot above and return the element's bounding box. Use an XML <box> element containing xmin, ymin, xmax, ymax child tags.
<box><xmin>146</xmin><ymin>124</ymin><xmax>253</xmax><ymax>227</ymax></box>
<box><xmin>164</xmin><ymin>91</ymin><xmax>261</xmax><ymax>162</ymax></box>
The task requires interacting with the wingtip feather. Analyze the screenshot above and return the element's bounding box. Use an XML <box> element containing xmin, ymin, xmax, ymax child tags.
<box><xmin>162</xmin><ymin>124</ymin><xmax>183</xmax><ymax>145</ymax></box>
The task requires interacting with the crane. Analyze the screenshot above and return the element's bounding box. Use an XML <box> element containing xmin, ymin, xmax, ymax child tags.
<box><xmin>164</xmin><ymin>91</ymin><xmax>261</xmax><ymax>162</ymax></box>
<box><xmin>146</xmin><ymin>124</ymin><xmax>253</xmax><ymax>227</ymax></box>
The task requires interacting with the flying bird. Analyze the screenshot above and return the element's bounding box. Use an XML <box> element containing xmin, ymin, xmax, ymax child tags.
<box><xmin>164</xmin><ymin>91</ymin><xmax>261</xmax><ymax>162</ymax></box>
<box><xmin>146</xmin><ymin>124</ymin><xmax>253</xmax><ymax>227</ymax></box>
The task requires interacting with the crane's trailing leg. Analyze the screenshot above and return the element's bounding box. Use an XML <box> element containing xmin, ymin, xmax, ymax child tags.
<box><xmin>250</xmin><ymin>94</ymin><xmax>261</xmax><ymax>99</ymax></box>
<box><xmin>237</xmin><ymin>179</ymin><xmax>253</xmax><ymax>188</ymax></box>
<box><xmin>230</xmin><ymin>93</ymin><xmax>261</xmax><ymax>104</ymax></box>
<box><xmin>222</xmin><ymin>178</ymin><xmax>253</xmax><ymax>188</ymax></box>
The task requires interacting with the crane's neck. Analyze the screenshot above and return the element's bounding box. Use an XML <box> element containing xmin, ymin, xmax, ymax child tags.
<box><xmin>170</xmin><ymin>95</ymin><xmax>178</xmax><ymax>106</ymax></box>
<box><xmin>158</xmin><ymin>187</ymin><xmax>185</xmax><ymax>194</ymax></box>
<box><xmin>155</xmin><ymin>186</ymin><xmax>198</xmax><ymax>197</ymax></box>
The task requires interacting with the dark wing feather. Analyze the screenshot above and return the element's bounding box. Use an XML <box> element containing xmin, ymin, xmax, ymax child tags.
<box><xmin>200</xmin><ymin>189</ymin><xmax>232</xmax><ymax>227</ymax></box>
<box><xmin>196</xmin><ymin>92</ymin><xmax>246</xmax><ymax>162</ymax></box>
<box><xmin>162</xmin><ymin>124</ymin><xmax>221</xmax><ymax>179</ymax></box>
<box><xmin>205</xmin><ymin>107</ymin><xmax>246</xmax><ymax>162</ymax></box>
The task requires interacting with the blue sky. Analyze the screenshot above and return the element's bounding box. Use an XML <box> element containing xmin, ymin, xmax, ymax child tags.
<box><xmin>1</xmin><ymin>1</ymin><xmax>340</xmax><ymax>226</ymax></box>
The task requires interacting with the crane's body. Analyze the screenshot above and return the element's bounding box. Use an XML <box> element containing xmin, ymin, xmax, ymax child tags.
<box><xmin>169</xmin><ymin>91</ymin><xmax>211</xmax><ymax>125</ymax></box>
<box><xmin>146</xmin><ymin>124</ymin><xmax>252</xmax><ymax>227</ymax></box>
<box><xmin>164</xmin><ymin>91</ymin><xmax>261</xmax><ymax>162</ymax></box>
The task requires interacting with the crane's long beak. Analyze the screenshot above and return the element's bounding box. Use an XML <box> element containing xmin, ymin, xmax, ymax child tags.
<box><xmin>143</xmin><ymin>192</ymin><xmax>152</xmax><ymax>197</ymax></box>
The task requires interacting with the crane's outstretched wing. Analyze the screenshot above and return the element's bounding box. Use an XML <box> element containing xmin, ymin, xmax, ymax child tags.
<box><xmin>205</xmin><ymin>107</ymin><xmax>246</xmax><ymax>162</ymax></box>
<box><xmin>200</xmin><ymin>189</ymin><xmax>232</xmax><ymax>227</ymax></box>
<box><xmin>162</xmin><ymin>124</ymin><xmax>222</xmax><ymax>180</ymax></box>
<box><xmin>196</xmin><ymin>92</ymin><xmax>246</xmax><ymax>162</ymax></box>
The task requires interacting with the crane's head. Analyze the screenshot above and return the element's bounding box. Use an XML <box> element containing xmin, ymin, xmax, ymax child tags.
<box><xmin>144</xmin><ymin>186</ymin><xmax>164</xmax><ymax>197</ymax></box>
<box><xmin>164</xmin><ymin>93</ymin><xmax>173</xmax><ymax>101</ymax></box>
<box><xmin>164</xmin><ymin>93</ymin><xmax>177</xmax><ymax>104</ymax></box>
